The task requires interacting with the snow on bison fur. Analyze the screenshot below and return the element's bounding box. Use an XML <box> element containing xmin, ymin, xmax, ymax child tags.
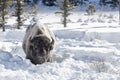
<box><xmin>22</xmin><ymin>22</ymin><xmax>55</xmax><ymax>65</ymax></box>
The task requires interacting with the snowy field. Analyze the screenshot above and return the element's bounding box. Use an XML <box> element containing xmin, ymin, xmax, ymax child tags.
<box><xmin>0</xmin><ymin>4</ymin><xmax>120</xmax><ymax>80</ymax></box>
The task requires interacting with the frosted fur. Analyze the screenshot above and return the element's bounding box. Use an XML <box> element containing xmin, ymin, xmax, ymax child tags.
<box><xmin>22</xmin><ymin>22</ymin><xmax>55</xmax><ymax>64</ymax></box>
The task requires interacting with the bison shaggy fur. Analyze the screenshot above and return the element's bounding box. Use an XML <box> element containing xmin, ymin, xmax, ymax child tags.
<box><xmin>22</xmin><ymin>22</ymin><xmax>55</xmax><ymax>65</ymax></box>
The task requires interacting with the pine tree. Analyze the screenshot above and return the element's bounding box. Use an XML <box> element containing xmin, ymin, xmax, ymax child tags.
<box><xmin>31</xmin><ymin>4</ymin><xmax>37</xmax><ymax>16</ymax></box>
<box><xmin>24</xmin><ymin>0</ymin><xmax>32</xmax><ymax>5</ymax></box>
<box><xmin>86</xmin><ymin>2</ymin><xmax>96</xmax><ymax>15</ymax></box>
<box><xmin>99</xmin><ymin>0</ymin><xmax>119</xmax><ymax>7</ymax></box>
<box><xmin>33</xmin><ymin>0</ymin><xmax>39</xmax><ymax>4</ymax></box>
<box><xmin>99</xmin><ymin>0</ymin><xmax>106</xmax><ymax>5</ymax></box>
<box><xmin>109</xmin><ymin>0</ymin><xmax>120</xmax><ymax>24</ymax></box>
<box><xmin>14</xmin><ymin>0</ymin><xmax>24</xmax><ymax>29</ymax></box>
<box><xmin>69</xmin><ymin>0</ymin><xmax>84</xmax><ymax>6</ymax></box>
<box><xmin>42</xmin><ymin>0</ymin><xmax>56</xmax><ymax>6</ymax></box>
<box><xmin>118</xmin><ymin>0</ymin><xmax>120</xmax><ymax>24</ymax></box>
<box><xmin>56</xmin><ymin>0</ymin><xmax>73</xmax><ymax>27</ymax></box>
<box><xmin>0</xmin><ymin>0</ymin><xmax>11</xmax><ymax>31</ymax></box>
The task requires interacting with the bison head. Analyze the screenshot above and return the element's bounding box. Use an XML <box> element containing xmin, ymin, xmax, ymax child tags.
<box><xmin>29</xmin><ymin>35</ymin><xmax>53</xmax><ymax>64</ymax></box>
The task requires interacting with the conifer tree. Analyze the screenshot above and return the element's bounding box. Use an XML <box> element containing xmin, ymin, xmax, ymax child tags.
<box><xmin>33</xmin><ymin>0</ymin><xmax>39</xmax><ymax>4</ymax></box>
<box><xmin>24</xmin><ymin>0</ymin><xmax>32</xmax><ymax>5</ymax></box>
<box><xmin>31</xmin><ymin>4</ymin><xmax>37</xmax><ymax>16</ymax></box>
<box><xmin>30</xmin><ymin>4</ymin><xmax>38</xmax><ymax>23</ymax></box>
<box><xmin>56</xmin><ymin>0</ymin><xmax>73</xmax><ymax>27</ymax></box>
<box><xmin>14</xmin><ymin>0</ymin><xmax>24</xmax><ymax>29</ymax></box>
<box><xmin>118</xmin><ymin>0</ymin><xmax>120</xmax><ymax>24</ymax></box>
<box><xmin>86</xmin><ymin>2</ymin><xmax>96</xmax><ymax>15</ymax></box>
<box><xmin>99</xmin><ymin>0</ymin><xmax>106</xmax><ymax>5</ymax></box>
<box><xmin>0</xmin><ymin>0</ymin><xmax>11</xmax><ymax>31</ymax></box>
<box><xmin>42</xmin><ymin>0</ymin><xmax>56</xmax><ymax>6</ymax></box>
<box><xmin>69</xmin><ymin>0</ymin><xmax>83</xmax><ymax>6</ymax></box>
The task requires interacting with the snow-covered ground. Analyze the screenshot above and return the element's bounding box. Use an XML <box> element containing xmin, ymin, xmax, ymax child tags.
<box><xmin>0</xmin><ymin>3</ymin><xmax>120</xmax><ymax>80</ymax></box>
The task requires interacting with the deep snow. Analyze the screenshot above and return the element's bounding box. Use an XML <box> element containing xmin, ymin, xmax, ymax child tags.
<box><xmin>0</xmin><ymin>1</ymin><xmax>120</xmax><ymax>80</ymax></box>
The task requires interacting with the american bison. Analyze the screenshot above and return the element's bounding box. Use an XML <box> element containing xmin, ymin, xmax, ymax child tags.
<box><xmin>22</xmin><ymin>22</ymin><xmax>55</xmax><ymax>65</ymax></box>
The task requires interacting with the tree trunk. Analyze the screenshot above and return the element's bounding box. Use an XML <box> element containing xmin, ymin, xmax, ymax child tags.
<box><xmin>2</xmin><ymin>2</ymin><xmax>5</xmax><ymax>32</ymax></box>
<box><xmin>2</xmin><ymin>13</ymin><xmax>5</xmax><ymax>31</ymax></box>
<box><xmin>119</xmin><ymin>1</ymin><xmax>120</xmax><ymax>24</ymax></box>
<box><xmin>17</xmin><ymin>15</ymin><xmax>21</xmax><ymax>29</ymax></box>
<box><xmin>63</xmin><ymin>17</ymin><xmax>67</xmax><ymax>27</ymax></box>
<box><xmin>63</xmin><ymin>0</ymin><xmax>67</xmax><ymax>27</ymax></box>
<box><xmin>16</xmin><ymin>0</ymin><xmax>22</xmax><ymax>29</ymax></box>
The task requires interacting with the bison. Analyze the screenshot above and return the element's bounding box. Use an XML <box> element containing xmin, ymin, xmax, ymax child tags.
<box><xmin>22</xmin><ymin>22</ymin><xmax>55</xmax><ymax>65</ymax></box>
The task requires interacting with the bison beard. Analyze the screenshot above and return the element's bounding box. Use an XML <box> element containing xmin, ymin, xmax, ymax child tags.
<box><xmin>22</xmin><ymin>23</ymin><xmax>55</xmax><ymax>65</ymax></box>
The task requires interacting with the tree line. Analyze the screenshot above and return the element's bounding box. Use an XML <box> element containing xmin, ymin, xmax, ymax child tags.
<box><xmin>29</xmin><ymin>0</ymin><xmax>119</xmax><ymax>7</ymax></box>
<box><xmin>0</xmin><ymin>0</ymin><xmax>37</xmax><ymax>31</ymax></box>
<box><xmin>0</xmin><ymin>0</ymin><xmax>119</xmax><ymax>31</ymax></box>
